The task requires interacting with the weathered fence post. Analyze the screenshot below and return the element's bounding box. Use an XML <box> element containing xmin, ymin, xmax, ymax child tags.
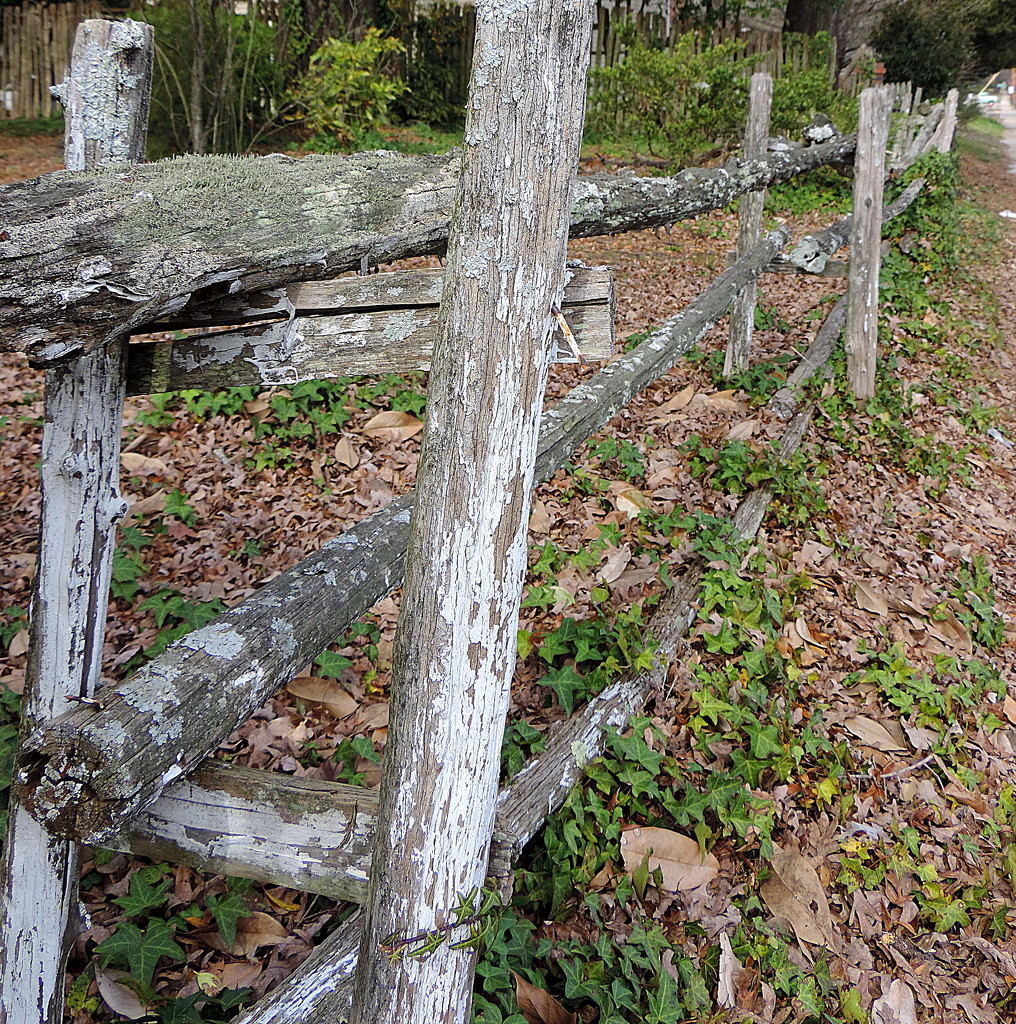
<box><xmin>0</xmin><ymin>19</ymin><xmax>151</xmax><ymax>1024</ymax></box>
<box><xmin>347</xmin><ymin>2</ymin><xmax>594</xmax><ymax>1022</ymax></box>
<box><xmin>724</xmin><ymin>71</ymin><xmax>773</xmax><ymax>376</ymax></box>
<box><xmin>845</xmin><ymin>85</ymin><xmax>893</xmax><ymax>401</ymax></box>
<box><xmin>934</xmin><ymin>88</ymin><xmax>960</xmax><ymax>153</ymax></box>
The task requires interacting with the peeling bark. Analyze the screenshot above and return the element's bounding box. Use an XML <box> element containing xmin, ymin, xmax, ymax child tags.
<box><xmin>0</xmin><ymin>133</ymin><xmax>857</xmax><ymax>363</ymax></box>
<box><xmin>21</xmin><ymin>226</ymin><xmax>791</xmax><ymax>847</ymax></box>
<box><xmin>347</xmin><ymin>2</ymin><xmax>594</xmax><ymax>1019</ymax></box>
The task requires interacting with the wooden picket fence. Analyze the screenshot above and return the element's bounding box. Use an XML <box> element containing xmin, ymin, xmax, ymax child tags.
<box><xmin>0</xmin><ymin>13</ymin><xmax>959</xmax><ymax>1024</ymax></box>
<box><xmin>0</xmin><ymin>0</ymin><xmax>97</xmax><ymax>118</ymax></box>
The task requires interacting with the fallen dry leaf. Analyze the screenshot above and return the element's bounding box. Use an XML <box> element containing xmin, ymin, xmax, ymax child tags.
<box><xmin>871</xmin><ymin>979</ymin><xmax>917</xmax><ymax>1024</ymax></box>
<box><xmin>208</xmin><ymin>911</ymin><xmax>289</xmax><ymax>958</ymax></box>
<box><xmin>598</xmin><ymin>543</ymin><xmax>632</xmax><ymax>583</ymax></box>
<box><xmin>612</xmin><ymin>486</ymin><xmax>652</xmax><ymax>518</ymax></box>
<box><xmin>286</xmin><ymin>677</ymin><xmax>357</xmax><ymax>718</ymax></box>
<box><xmin>95</xmin><ymin>967</ymin><xmax>147</xmax><ymax>1020</ymax></box>
<box><xmin>530</xmin><ymin>498</ymin><xmax>551</xmax><ymax>534</ymax></box>
<box><xmin>651</xmin><ymin>382</ymin><xmax>696</xmax><ymax>416</ymax></box>
<box><xmin>726</xmin><ymin>418</ymin><xmax>760</xmax><ymax>440</ymax></box>
<box><xmin>333</xmin><ymin>436</ymin><xmax>360</xmax><ymax>468</ymax></box>
<box><xmin>620</xmin><ymin>826</ymin><xmax>719</xmax><ymax>892</ymax></box>
<box><xmin>854</xmin><ymin>580</ymin><xmax>889</xmax><ymax>616</ymax></box>
<box><xmin>356</xmin><ymin>701</ymin><xmax>390</xmax><ymax>731</ymax></box>
<box><xmin>6</xmin><ymin>629</ymin><xmax>28</xmax><ymax>658</ymax></box>
<box><xmin>716</xmin><ymin>932</ymin><xmax>738</xmax><ymax>1009</ymax></box>
<box><xmin>842</xmin><ymin>716</ymin><xmax>908</xmax><ymax>753</ymax></box>
<box><xmin>121</xmin><ymin>451</ymin><xmax>170</xmax><ymax>476</ymax></box>
<box><xmin>513</xmin><ymin>972</ymin><xmax>577</xmax><ymax>1024</ymax></box>
<box><xmin>361</xmin><ymin>410</ymin><xmax>423</xmax><ymax>441</ymax></box>
<box><xmin>760</xmin><ymin>844</ymin><xmax>836</xmax><ymax>949</ymax></box>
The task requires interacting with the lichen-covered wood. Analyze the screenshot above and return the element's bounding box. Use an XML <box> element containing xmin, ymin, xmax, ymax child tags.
<box><xmin>0</xmin><ymin>133</ymin><xmax>857</xmax><ymax>363</ymax></box>
<box><xmin>0</xmin><ymin>19</ymin><xmax>152</xmax><ymax>1024</ymax></box>
<box><xmin>124</xmin><ymin>266</ymin><xmax>615</xmax><ymax>394</ymax></box>
<box><xmin>787</xmin><ymin>177</ymin><xmax>925</xmax><ymax>275</ymax></box>
<box><xmin>21</xmin><ymin>225</ymin><xmax>792</xmax><ymax>848</ymax></box>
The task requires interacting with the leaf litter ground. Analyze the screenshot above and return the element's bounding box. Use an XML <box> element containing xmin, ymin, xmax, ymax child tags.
<box><xmin>1</xmin><ymin>124</ymin><xmax>1016</xmax><ymax>1022</ymax></box>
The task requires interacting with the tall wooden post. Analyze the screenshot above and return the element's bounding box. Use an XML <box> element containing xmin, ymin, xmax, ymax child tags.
<box><xmin>845</xmin><ymin>86</ymin><xmax>892</xmax><ymax>402</ymax></box>
<box><xmin>934</xmin><ymin>88</ymin><xmax>959</xmax><ymax>154</ymax></box>
<box><xmin>724</xmin><ymin>71</ymin><xmax>773</xmax><ymax>376</ymax></box>
<box><xmin>347</xmin><ymin>2</ymin><xmax>594</xmax><ymax>1022</ymax></box>
<box><xmin>0</xmin><ymin>20</ymin><xmax>152</xmax><ymax>1024</ymax></box>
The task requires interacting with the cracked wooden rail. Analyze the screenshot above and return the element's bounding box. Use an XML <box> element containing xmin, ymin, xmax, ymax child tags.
<box><xmin>787</xmin><ymin>176</ymin><xmax>925</xmax><ymax>274</ymax></box>
<box><xmin>125</xmin><ymin>265</ymin><xmax>615</xmax><ymax>394</ymax></box>
<box><xmin>1</xmin><ymin>135</ymin><xmax>856</xmax><ymax>363</ymax></box>
<box><xmin>19</xmin><ymin>225</ymin><xmax>791</xmax><ymax>846</ymax></box>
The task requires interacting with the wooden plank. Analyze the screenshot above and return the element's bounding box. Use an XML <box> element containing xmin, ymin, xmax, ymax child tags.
<box><xmin>125</xmin><ymin>266</ymin><xmax>615</xmax><ymax>394</ymax></box>
<box><xmin>933</xmin><ymin>88</ymin><xmax>959</xmax><ymax>153</ymax></box>
<box><xmin>1</xmin><ymin>130</ymin><xmax>860</xmax><ymax>362</ymax></box>
<box><xmin>0</xmin><ymin>19</ymin><xmax>152</xmax><ymax>1024</ymax></box>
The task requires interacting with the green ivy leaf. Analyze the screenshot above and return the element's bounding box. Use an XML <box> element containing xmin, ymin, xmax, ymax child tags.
<box><xmin>114</xmin><ymin>873</ymin><xmax>170</xmax><ymax>918</ymax></box>
<box><xmin>207</xmin><ymin>891</ymin><xmax>252</xmax><ymax>948</ymax></box>
<box><xmin>96</xmin><ymin>918</ymin><xmax>185</xmax><ymax>986</ymax></box>
<box><xmin>315</xmin><ymin>650</ymin><xmax>351</xmax><ymax>679</ymax></box>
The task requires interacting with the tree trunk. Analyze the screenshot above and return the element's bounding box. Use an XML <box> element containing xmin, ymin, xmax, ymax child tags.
<box><xmin>347</xmin><ymin>3</ymin><xmax>594</xmax><ymax>1021</ymax></box>
<box><xmin>0</xmin><ymin>19</ymin><xmax>152</xmax><ymax>1024</ymax></box>
<box><xmin>188</xmin><ymin>0</ymin><xmax>207</xmax><ymax>155</ymax></box>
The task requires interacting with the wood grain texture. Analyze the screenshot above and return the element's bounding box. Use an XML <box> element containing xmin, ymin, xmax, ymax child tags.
<box><xmin>846</xmin><ymin>86</ymin><xmax>894</xmax><ymax>400</ymax></box>
<box><xmin>725</xmin><ymin>71</ymin><xmax>772</xmax><ymax>375</ymax></box>
<box><xmin>124</xmin><ymin>266</ymin><xmax>615</xmax><ymax>394</ymax></box>
<box><xmin>347</xmin><ymin>1</ymin><xmax>595</xmax><ymax>1018</ymax></box>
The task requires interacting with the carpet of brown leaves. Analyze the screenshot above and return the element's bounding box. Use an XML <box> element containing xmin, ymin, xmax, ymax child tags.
<box><xmin>1</xmin><ymin>127</ymin><xmax>1015</xmax><ymax>1022</ymax></box>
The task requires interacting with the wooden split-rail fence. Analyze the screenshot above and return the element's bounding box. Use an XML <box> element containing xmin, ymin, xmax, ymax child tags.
<box><xmin>0</xmin><ymin>8</ymin><xmax>958</xmax><ymax>1022</ymax></box>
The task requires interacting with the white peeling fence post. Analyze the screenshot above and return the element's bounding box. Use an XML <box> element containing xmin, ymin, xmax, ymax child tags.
<box><xmin>347</xmin><ymin>1</ymin><xmax>595</xmax><ymax>1022</ymax></box>
<box><xmin>0</xmin><ymin>20</ymin><xmax>152</xmax><ymax>1024</ymax></box>
<box><xmin>725</xmin><ymin>71</ymin><xmax>773</xmax><ymax>376</ymax></box>
<box><xmin>845</xmin><ymin>85</ymin><xmax>893</xmax><ymax>402</ymax></box>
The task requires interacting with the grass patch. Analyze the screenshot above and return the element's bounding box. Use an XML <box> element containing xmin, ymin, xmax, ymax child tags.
<box><xmin>0</xmin><ymin>114</ymin><xmax>64</xmax><ymax>138</ymax></box>
<box><xmin>955</xmin><ymin>115</ymin><xmax>1006</xmax><ymax>161</ymax></box>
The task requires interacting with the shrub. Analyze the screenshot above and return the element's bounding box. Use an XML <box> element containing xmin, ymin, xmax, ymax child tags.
<box><xmin>134</xmin><ymin>0</ymin><xmax>288</xmax><ymax>158</ymax></box>
<box><xmin>587</xmin><ymin>28</ymin><xmax>752</xmax><ymax>166</ymax></box>
<box><xmin>871</xmin><ymin>0</ymin><xmax>971</xmax><ymax>97</ymax></box>
<box><xmin>288</xmin><ymin>27</ymin><xmax>406</xmax><ymax>148</ymax></box>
